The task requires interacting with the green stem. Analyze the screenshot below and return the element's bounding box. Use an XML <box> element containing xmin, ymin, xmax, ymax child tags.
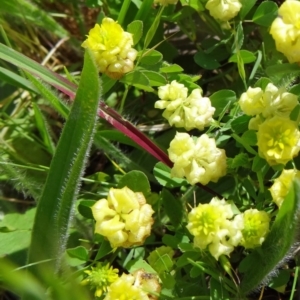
<box><xmin>118</xmin><ymin>0</ymin><xmax>131</xmax><ymax>26</ymax></box>
<box><xmin>119</xmin><ymin>85</ymin><xmax>130</xmax><ymax>113</ymax></box>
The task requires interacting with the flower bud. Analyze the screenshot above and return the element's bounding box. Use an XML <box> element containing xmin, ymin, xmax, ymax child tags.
<box><xmin>205</xmin><ymin>0</ymin><xmax>242</xmax><ymax>22</ymax></box>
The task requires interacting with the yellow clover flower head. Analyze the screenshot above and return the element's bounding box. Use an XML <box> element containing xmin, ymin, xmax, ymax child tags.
<box><xmin>82</xmin><ymin>18</ymin><xmax>137</xmax><ymax>79</ymax></box>
<box><xmin>269</xmin><ymin>169</ymin><xmax>300</xmax><ymax>207</ymax></box>
<box><xmin>257</xmin><ymin>116</ymin><xmax>300</xmax><ymax>166</ymax></box>
<box><xmin>92</xmin><ymin>187</ymin><xmax>154</xmax><ymax>248</ymax></box>
<box><xmin>104</xmin><ymin>274</ymin><xmax>150</xmax><ymax>300</ymax></box>
<box><xmin>205</xmin><ymin>0</ymin><xmax>242</xmax><ymax>22</ymax></box>
<box><xmin>154</xmin><ymin>0</ymin><xmax>178</xmax><ymax>6</ymax></box>
<box><xmin>270</xmin><ymin>0</ymin><xmax>300</xmax><ymax>63</ymax></box>
<box><xmin>187</xmin><ymin>198</ymin><xmax>243</xmax><ymax>260</ymax></box>
<box><xmin>239</xmin><ymin>83</ymin><xmax>298</xmax><ymax>121</ymax></box>
<box><xmin>168</xmin><ymin>132</ymin><xmax>227</xmax><ymax>185</ymax></box>
<box><xmin>155</xmin><ymin>80</ymin><xmax>215</xmax><ymax>131</ymax></box>
<box><xmin>240</xmin><ymin>209</ymin><xmax>270</xmax><ymax>249</ymax></box>
<box><xmin>81</xmin><ymin>263</ymin><xmax>119</xmax><ymax>298</ymax></box>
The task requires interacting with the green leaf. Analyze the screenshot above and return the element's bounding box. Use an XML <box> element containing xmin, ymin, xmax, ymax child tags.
<box><xmin>118</xmin><ymin>170</ymin><xmax>151</xmax><ymax>196</ymax></box>
<box><xmin>159</xmin><ymin>64</ymin><xmax>183</xmax><ymax>73</ymax></box>
<box><xmin>194</xmin><ymin>50</ymin><xmax>221</xmax><ymax>70</ymax></box>
<box><xmin>210</xmin><ymin>90</ymin><xmax>236</xmax><ymax>116</ymax></box>
<box><xmin>231</xmin><ymin>115</ymin><xmax>251</xmax><ymax>134</ymax></box>
<box><xmin>252</xmin><ymin>155</ymin><xmax>268</xmax><ymax>172</ymax></box>
<box><xmin>153</xmin><ymin>162</ymin><xmax>188</xmax><ymax>188</ymax></box>
<box><xmin>77</xmin><ymin>200</ymin><xmax>95</xmax><ymax>219</ymax></box>
<box><xmin>241</xmin><ymin>130</ymin><xmax>257</xmax><ymax>146</ymax></box>
<box><xmin>95</xmin><ymin>238</ymin><xmax>113</xmax><ymax>260</ymax></box>
<box><xmin>252</xmin><ymin>1</ymin><xmax>278</xmax><ymax>27</ymax></box>
<box><xmin>181</xmin><ymin>0</ymin><xmax>205</xmax><ymax>11</ymax></box>
<box><xmin>128</xmin><ymin>259</ymin><xmax>158</xmax><ymax>274</ymax></box>
<box><xmin>127</xmin><ymin>20</ymin><xmax>143</xmax><ymax>45</ymax></box>
<box><xmin>0</xmin><ymin>43</ymin><xmax>77</xmax><ymax>97</ymax></box>
<box><xmin>120</xmin><ymin>70</ymin><xmax>153</xmax><ymax>91</ymax></box>
<box><xmin>229</xmin><ymin>50</ymin><xmax>256</xmax><ymax>64</ymax></box>
<box><xmin>160</xmin><ymin>188</ymin><xmax>184</xmax><ymax>229</ymax></box>
<box><xmin>254</xmin><ymin>77</ymin><xmax>272</xmax><ymax>90</ymax></box>
<box><xmin>32</xmin><ymin>103</ymin><xmax>55</xmax><ymax>155</ymax></box>
<box><xmin>66</xmin><ymin>246</ymin><xmax>89</xmax><ymax>261</ymax></box>
<box><xmin>229</xmin><ymin>153</ymin><xmax>249</xmax><ymax>169</ymax></box>
<box><xmin>144</xmin><ymin>6</ymin><xmax>163</xmax><ymax>48</ymax></box>
<box><xmin>0</xmin><ymin>67</ymin><xmax>38</xmax><ymax>93</ymax></box>
<box><xmin>147</xmin><ymin>246</ymin><xmax>175</xmax><ymax>274</ymax></box>
<box><xmin>266</xmin><ymin>63</ymin><xmax>300</xmax><ymax>82</ymax></box>
<box><xmin>140</xmin><ymin>70</ymin><xmax>167</xmax><ymax>86</ymax></box>
<box><xmin>139</xmin><ymin>49</ymin><xmax>163</xmax><ymax>65</ymax></box>
<box><xmin>26</xmin><ymin>50</ymin><xmax>101</xmax><ymax>279</ymax></box>
<box><xmin>240</xmin><ymin>179</ymin><xmax>300</xmax><ymax>295</ymax></box>
<box><xmin>239</xmin><ymin>0</ymin><xmax>257</xmax><ymax>20</ymax></box>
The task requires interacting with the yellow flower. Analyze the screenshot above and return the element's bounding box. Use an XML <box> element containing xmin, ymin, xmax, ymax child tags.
<box><xmin>205</xmin><ymin>0</ymin><xmax>242</xmax><ymax>22</ymax></box>
<box><xmin>104</xmin><ymin>274</ymin><xmax>150</xmax><ymax>300</ymax></box>
<box><xmin>154</xmin><ymin>0</ymin><xmax>178</xmax><ymax>5</ymax></box>
<box><xmin>257</xmin><ymin>116</ymin><xmax>300</xmax><ymax>165</ymax></box>
<box><xmin>82</xmin><ymin>18</ymin><xmax>137</xmax><ymax>79</ymax></box>
<box><xmin>92</xmin><ymin>187</ymin><xmax>154</xmax><ymax>248</ymax></box>
<box><xmin>168</xmin><ymin>132</ymin><xmax>227</xmax><ymax>185</ymax></box>
<box><xmin>81</xmin><ymin>263</ymin><xmax>119</xmax><ymax>298</ymax></box>
<box><xmin>240</xmin><ymin>209</ymin><xmax>270</xmax><ymax>249</ymax></box>
<box><xmin>187</xmin><ymin>198</ymin><xmax>243</xmax><ymax>260</ymax></box>
<box><xmin>269</xmin><ymin>169</ymin><xmax>300</xmax><ymax>207</ymax></box>
<box><xmin>155</xmin><ymin>81</ymin><xmax>215</xmax><ymax>131</ymax></box>
<box><xmin>239</xmin><ymin>83</ymin><xmax>298</xmax><ymax>120</ymax></box>
<box><xmin>270</xmin><ymin>0</ymin><xmax>300</xmax><ymax>63</ymax></box>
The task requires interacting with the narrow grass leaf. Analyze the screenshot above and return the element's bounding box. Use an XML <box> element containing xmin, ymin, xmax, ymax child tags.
<box><xmin>26</xmin><ymin>50</ymin><xmax>101</xmax><ymax>281</ymax></box>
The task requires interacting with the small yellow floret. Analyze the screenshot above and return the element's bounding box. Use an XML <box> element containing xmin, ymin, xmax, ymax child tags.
<box><xmin>82</xmin><ymin>18</ymin><xmax>137</xmax><ymax>79</ymax></box>
<box><xmin>270</xmin><ymin>0</ymin><xmax>300</xmax><ymax>63</ymax></box>
<box><xmin>92</xmin><ymin>187</ymin><xmax>154</xmax><ymax>248</ymax></box>
<box><xmin>257</xmin><ymin>116</ymin><xmax>300</xmax><ymax>166</ymax></box>
<box><xmin>205</xmin><ymin>0</ymin><xmax>242</xmax><ymax>22</ymax></box>
<box><xmin>155</xmin><ymin>81</ymin><xmax>215</xmax><ymax>131</ymax></box>
<box><xmin>240</xmin><ymin>209</ymin><xmax>270</xmax><ymax>249</ymax></box>
<box><xmin>269</xmin><ymin>169</ymin><xmax>300</xmax><ymax>207</ymax></box>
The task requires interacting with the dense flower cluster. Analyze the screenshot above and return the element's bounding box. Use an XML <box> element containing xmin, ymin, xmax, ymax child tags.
<box><xmin>82</xmin><ymin>18</ymin><xmax>137</xmax><ymax>79</ymax></box>
<box><xmin>168</xmin><ymin>132</ymin><xmax>227</xmax><ymax>185</ymax></box>
<box><xmin>270</xmin><ymin>0</ymin><xmax>300</xmax><ymax>63</ymax></box>
<box><xmin>155</xmin><ymin>80</ymin><xmax>215</xmax><ymax>131</ymax></box>
<box><xmin>269</xmin><ymin>169</ymin><xmax>300</xmax><ymax>207</ymax></box>
<box><xmin>81</xmin><ymin>264</ymin><xmax>119</xmax><ymax>297</ymax></box>
<box><xmin>238</xmin><ymin>83</ymin><xmax>300</xmax><ymax>165</ymax></box>
<box><xmin>187</xmin><ymin>198</ymin><xmax>270</xmax><ymax>260</ymax></box>
<box><xmin>205</xmin><ymin>0</ymin><xmax>242</xmax><ymax>22</ymax></box>
<box><xmin>92</xmin><ymin>187</ymin><xmax>154</xmax><ymax>248</ymax></box>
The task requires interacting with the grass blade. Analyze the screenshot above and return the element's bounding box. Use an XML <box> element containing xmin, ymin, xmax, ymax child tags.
<box><xmin>25</xmin><ymin>50</ymin><xmax>101</xmax><ymax>281</ymax></box>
